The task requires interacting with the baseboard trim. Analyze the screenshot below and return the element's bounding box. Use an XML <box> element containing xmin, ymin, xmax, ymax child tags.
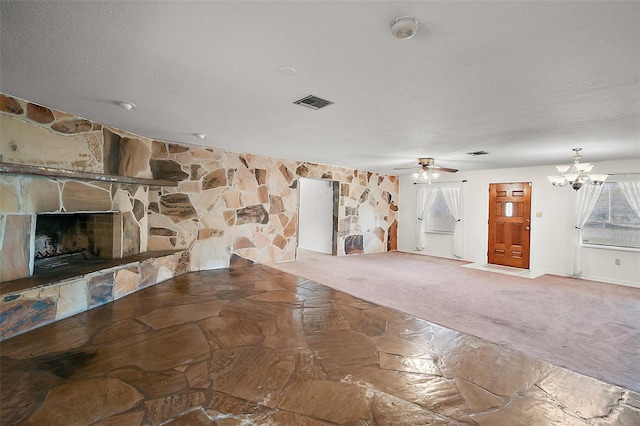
<box><xmin>576</xmin><ymin>274</ymin><xmax>640</xmax><ymax>289</ymax></box>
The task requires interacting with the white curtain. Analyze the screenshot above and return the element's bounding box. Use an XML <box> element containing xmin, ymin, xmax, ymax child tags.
<box><xmin>616</xmin><ymin>176</ymin><xmax>640</xmax><ymax>218</ymax></box>
<box><xmin>572</xmin><ymin>184</ymin><xmax>604</xmax><ymax>275</ymax></box>
<box><xmin>441</xmin><ymin>182</ymin><xmax>463</xmax><ymax>258</ymax></box>
<box><xmin>415</xmin><ymin>185</ymin><xmax>438</xmax><ymax>251</ymax></box>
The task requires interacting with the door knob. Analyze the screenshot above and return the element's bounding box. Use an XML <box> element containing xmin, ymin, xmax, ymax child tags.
<box><xmin>525</xmin><ymin>226</ymin><xmax>530</xmax><ymax>231</ymax></box>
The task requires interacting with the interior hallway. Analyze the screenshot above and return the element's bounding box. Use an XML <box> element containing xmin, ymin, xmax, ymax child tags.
<box><xmin>2</xmin><ymin>265</ymin><xmax>638</xmax><ymax>425</ymax></box>
<box><xmin>270</xmin><ymin>249</ymin><xmax>640</xmax><ymax>393</ymax></box>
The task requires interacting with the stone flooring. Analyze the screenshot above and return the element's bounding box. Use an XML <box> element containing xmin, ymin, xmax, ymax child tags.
<box><xmin>1</xmin><ymin>265</ymin><xmax>638</xmax><ymax>425</ymax></box>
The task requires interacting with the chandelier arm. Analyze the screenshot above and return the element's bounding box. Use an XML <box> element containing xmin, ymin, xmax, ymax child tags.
<box><xmin>548</xmin><ymin>148</ymin><xmax>607</xmax><ymax>190</ymax></box>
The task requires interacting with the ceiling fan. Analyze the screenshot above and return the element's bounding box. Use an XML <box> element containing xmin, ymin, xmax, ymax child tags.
<box><xmin>394</xmin><ymin>157</ymin><xmax>459</xmax><ymax>174</ymax></box>
<box><xmin>393</xmin><ymin>158</ymin><xmax>458</xmax><ymax>183</ymax></box>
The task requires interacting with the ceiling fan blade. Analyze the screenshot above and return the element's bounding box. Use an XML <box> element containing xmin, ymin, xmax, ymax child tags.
<box><xmin>393</xmin><ymin>166</ymin><xmax>419</xmax><ymax>170</ymax></box>
<box><xmin>429</xmin><ymin>165</ymin><xmax>459</xmax><ymax>173</ymax></box>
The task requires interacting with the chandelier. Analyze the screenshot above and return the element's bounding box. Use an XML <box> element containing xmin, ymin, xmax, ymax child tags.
<box><xmin>547</xmin><ymin>148</ymin><xmax>608</xmax><ymax>191</ymax></box>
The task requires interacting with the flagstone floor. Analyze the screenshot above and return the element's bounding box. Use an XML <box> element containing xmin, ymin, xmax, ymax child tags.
<box><xmin>1</xmin><ymin>265</ymin><xmax>638</xmax><ymax>425</ymax></box>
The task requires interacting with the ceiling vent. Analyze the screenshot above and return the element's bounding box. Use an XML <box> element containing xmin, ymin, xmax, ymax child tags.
<box><xmin>467</xmin><ymin>151</ymin><xmax>490</xmax><ymax>156</ymax></box>
<box><xmin>293</xmin><ymin>95</ymin><xmax>334</xmax><ymax>110</ymax></box>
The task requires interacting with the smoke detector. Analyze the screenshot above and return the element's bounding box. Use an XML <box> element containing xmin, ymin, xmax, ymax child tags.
<box><xmin>391</xmin><ymin>16</ymin><xmax>418</xmax><ymax>39</ymax></box>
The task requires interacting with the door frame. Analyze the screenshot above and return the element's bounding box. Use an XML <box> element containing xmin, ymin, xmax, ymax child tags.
<box><xmin>296</xmin><ymin>177</ymin><xmax>339</xmax><ymax>257</ymax></box>
<box><xmin>487</xmin><ymin>182</ymin><xmax>532</xmax><ymax>269</ymax></box>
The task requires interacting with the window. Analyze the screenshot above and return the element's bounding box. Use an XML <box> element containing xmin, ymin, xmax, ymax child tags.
<box><xmin>425</xmin><ymin>190</ymin><xmax>455</xmax><ymax>233</ymax></box>
<box><xmin>583</xmin><ymin>181</ymin><xmax>640</xmax><ymax>248</ymax></box>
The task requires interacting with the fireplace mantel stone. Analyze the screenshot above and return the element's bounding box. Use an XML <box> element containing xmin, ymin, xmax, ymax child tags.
<box><xmin>0</xmin><ymin>162</ymin><xmax>179</xmax><ymax>187</ymax></box>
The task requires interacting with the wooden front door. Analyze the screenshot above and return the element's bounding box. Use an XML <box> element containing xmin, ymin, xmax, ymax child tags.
<box><xmin>488</xmin><ymin>182</ymin><xmax>532</xmax><ymax>269</ymax></box>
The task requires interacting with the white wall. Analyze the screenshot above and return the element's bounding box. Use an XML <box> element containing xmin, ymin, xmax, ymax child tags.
<box><xmin>398</xmin><ymin>159</ymin><xmax>640</xmax><ymax>288</ymax></box>
<box><xmin>298</xmin><ymin>177</ymin><xmax>334</xmax><ymax>254</ymax></box>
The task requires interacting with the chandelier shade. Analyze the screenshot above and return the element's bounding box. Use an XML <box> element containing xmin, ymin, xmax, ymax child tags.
<box><xmin>548</xmin><ymin>148</ymin><xmax>608</xmax><ymax>191</ymax></box>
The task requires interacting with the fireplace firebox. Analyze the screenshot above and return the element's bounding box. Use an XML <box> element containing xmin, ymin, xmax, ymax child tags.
<box><xmin>34</xmin><ymin>212</ymin><xmax>122</xmax><ymax>272</ymax></box>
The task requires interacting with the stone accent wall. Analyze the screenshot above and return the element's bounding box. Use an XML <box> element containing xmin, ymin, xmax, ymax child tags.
<box><xmin>0</xmin><ymin>96</ymin><xmax>104</xmax><ymax>172</ymax></box>
<box><xmin>1</xmin><ymin>93</ymin><xmax>399</xmax><ymax>271</ymax></box>
<box><xmin>147</xmin><ymin>144</ymin><xmax>399</xmax><ymax>268</ymax></box>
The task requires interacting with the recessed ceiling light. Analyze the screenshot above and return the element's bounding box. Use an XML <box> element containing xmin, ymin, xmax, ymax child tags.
<box><xmin>114</xmin><ymin>101</ymin><xmax>135</xmax><ymax>110</ymax></box>
<box><xmin>277</xmin><ymin>66</ymin><xmax>296</xmax><ymax>76</ymax></box>
<box><xmin>193</xmin><ymin>133</ymin><xmax>207</xmax><ymax>140</ymax></box>
<box><xmin>391</xmin><ymin>16</ymin><xmax>419</xmax><ymax>40</ymax></box>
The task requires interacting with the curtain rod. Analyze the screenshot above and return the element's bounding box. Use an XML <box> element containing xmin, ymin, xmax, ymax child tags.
<box><xmin>414</xmin><ymin>179</ymin><xmax>467</xmax><ymax>185</ymax></box>
<box><xmin>412</xmin><ymin>173</ymin><xmax>637</xmax><ymax>185</ymax></box>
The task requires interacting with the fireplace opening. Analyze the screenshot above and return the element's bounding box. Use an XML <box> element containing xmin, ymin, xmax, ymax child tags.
<box><xmin>34</xmin><ymin>212</ymin><xmax>122</xmax><ymax>272</ymax></box>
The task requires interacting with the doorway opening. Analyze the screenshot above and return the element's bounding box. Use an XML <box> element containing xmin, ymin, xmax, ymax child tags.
<box><xmin>487</xmin><ymin>182</ymin><xmax>532</xmax><ymax>269</ymax></box>
<box><xmin>298</xmin><ymin>178</ymin><xmax>338</xmax><ymax>255</ymax></box>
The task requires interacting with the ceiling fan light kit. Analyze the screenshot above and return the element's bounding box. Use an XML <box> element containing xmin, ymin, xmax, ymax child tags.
<box><xmin>548</xmin><ymin>148</ymin><xmax>608</xmax><ymax>191</ymax></box>
<box><xmin>414</xmin><ymin>169</ymin><xmax>439</xmax><ymax>183</ymax></box>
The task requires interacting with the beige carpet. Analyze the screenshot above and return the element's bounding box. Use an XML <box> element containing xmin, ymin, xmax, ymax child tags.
<box><xmin>267</xmin><ymin>249</ymin><xmax>640</xmax><ymax>392</ymax></box>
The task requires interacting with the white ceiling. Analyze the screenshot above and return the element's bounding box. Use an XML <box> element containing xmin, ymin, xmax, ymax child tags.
<box><xmin>1</xmin><ymin>1</ymin><xmax>639</xmax><ymax>175</ymax></box>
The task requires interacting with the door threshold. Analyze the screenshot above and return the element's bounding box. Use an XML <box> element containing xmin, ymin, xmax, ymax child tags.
<box><xmin>461</xmin><ymin>263</ymin><xmax>544</xmax><ymax>279</ymax></box>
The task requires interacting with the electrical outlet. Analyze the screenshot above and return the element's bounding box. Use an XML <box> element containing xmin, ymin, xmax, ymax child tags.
<box><xmin>615</xmin><ymin>259</ymin><xmax>621</xmax><ymax>266</ymax></box>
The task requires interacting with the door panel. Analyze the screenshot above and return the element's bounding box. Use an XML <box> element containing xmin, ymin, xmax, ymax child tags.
<box><xmin>495</xmin><ymin>222</ymin><xmax>506</xmax><ymax>244</ymax></box>
<box><xmin>488</xmin><ymin>182</ymin><xmax>531</xmax><ymax>269</ymax></box>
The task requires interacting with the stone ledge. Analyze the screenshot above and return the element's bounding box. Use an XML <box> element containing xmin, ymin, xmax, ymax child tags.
<box><xmin>0</xmin><ymin>162</ymin><xmax>180</xmax><ymax>187</ymax></box>
<box><xmin>1</xmin><ymin>250</ymin><xmax>183</xmax><ymax>295</ymax></box>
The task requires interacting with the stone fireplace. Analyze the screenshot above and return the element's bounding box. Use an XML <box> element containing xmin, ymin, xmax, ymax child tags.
<box><xmin>0</xmin><ymin>169</ymin><xmax>189</xmax><ymax>341</ymax></box>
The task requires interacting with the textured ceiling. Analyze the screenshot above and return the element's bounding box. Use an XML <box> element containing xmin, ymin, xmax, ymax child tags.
<box><xmin>1</xmin><ymin>1</ymin><xmax>638</xmax><ymax>175</ymax></box>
